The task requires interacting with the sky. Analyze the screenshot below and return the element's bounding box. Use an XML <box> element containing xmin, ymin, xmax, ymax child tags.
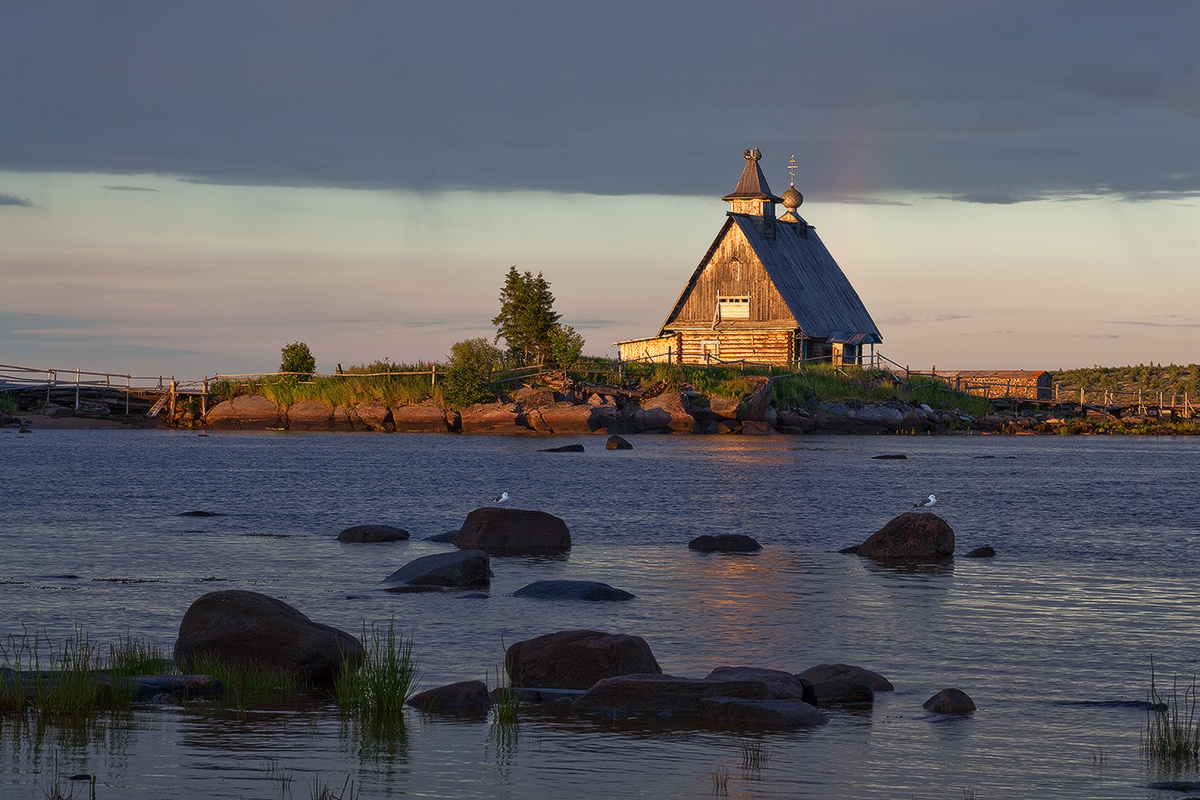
<box><xmin>2</xmin><ymin>0</ymin><xmax>1199</xmax><ymax>378</ymax></box>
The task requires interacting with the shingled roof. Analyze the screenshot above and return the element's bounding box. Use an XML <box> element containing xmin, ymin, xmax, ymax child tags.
<box><xmin>722</xmin><ymin>148</ymin><xmax>784</xmax><ymax>203</ymax></box>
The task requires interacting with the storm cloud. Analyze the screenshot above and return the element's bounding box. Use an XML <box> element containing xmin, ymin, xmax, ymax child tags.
<box><xmin>3</xmin><ymin>1</ymin><xmax>1198</xmax><ymax>203</ymax></box>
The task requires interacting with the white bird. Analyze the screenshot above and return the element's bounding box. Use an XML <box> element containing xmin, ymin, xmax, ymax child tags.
<box><xmin>492</xmin><ymin>492</ymin><xmax>510</xmax><ymax>508</ymax></box>
<box><xmin>913</xmin><ymin>494</ymin><xmax>937</xmax><ymax>510</ymax></box>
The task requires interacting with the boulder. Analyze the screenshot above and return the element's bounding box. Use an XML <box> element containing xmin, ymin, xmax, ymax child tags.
<box><xmin>741</xmin><ymin>377</ymin><xmax>773</xmax><ymax>421</ymax></box>
<box><xmin>640</xmin><ymin>393</ymin><xmax>697</xmax><ymax>432</ymax></box>
<box><xmin>539</xmin><ymin>444</ymin><xmax>585</xmax><ymax>453</ymax></box>
<box><xmin>740</xmin><ymin>421</ymin><xmax>776</xmax><ymax>435</ymax></box>
<box><xmin>800</xmin><ymin>664</ymin><xmax>892</xmax><ymax>705</ymax></box>
<box><xmin>857</xmin><ymin>512</ymin><xmax>955</xmax><ymax>560</ymax></box>
<box><xmin>205</xmin><ymin>395</ymin><xmax>282</xmax><ymax>430</ymax></box>
<box><xmin>352</xmin><ymin>403</ymin><xmax>394</xmax><ymax>432</ymax></box>
<box><xmin>337</xmin><ymin>525</ymin><xmax>410</xmax><ymax>543</ymax></box>
<box><xmin>287</xmin><ymin>400</ymin><xmax>335</xmax><ymax>431</ymax></box>
<box><xmin>513</xmin><ymin>387</ymin><xmax>558</xmax><ymax>410</ymax></box>
<box><xmin>459</xmin><ymin>403</ymin><xmax>532</xmax><ymax>434</ymax></box>
<box><xmin>707</xmin><ymin>396</ymin><xmax>743</xmax><ymax>420</ymax></box>
<box><xmin>605</xmin><ymin>435</ymin><xmax>633</xmax><ymax>450</ymax></box>
<box><xmin>800</xmin><ymin>663</ymin><xmax>894</xmax><ymax>692</ymax></box>
<box><xmin>173</xmin><ymin>590</ymin><xmax>363</xmax><ymax>685</ymax></box>
<box><xmin>452</xmin><ymin>507</ymin><xmax>571</xmax><ymax>556</ymax></box>
<box><xmin>533</xmin><ymin>405</ymin><xmax>603</xmax><ymax>434</ymax></box>
<box><xmin>966</xmin><ymin>546</ymin><xmax>997</xmax><ymax>558</ymax></box>
<box><xmin>629</xmin><ymin>405</ymin><xmax>674</xmax><ymax>433</ymax></box>
<box><xmin>383</xmin><ymin>550</ymin><xmax>492</xmax><ymax>589</ymax></box>
<box><xmin>407</xmin><ymin>680</ymin><xmax>491</xmax><ymax>712</ymax></box>
<box><xmin>705</xmin><ymin>667</ymin><xmax>815</xmax><ymax>703</ymax></box>
<box><xmin>331</xmin><ymin>406</ymin><xmax>357</xmax><ymax>431</ymax></box>
<box><xmin>513</xmin><ymin>580</ymin><xmax>635</xmax><ymax>602</ymax></box>
<box><xmin>697</xmin><ymin>697</ymin><xmax>828</xmax><ymax>728</ymax></box>
<box><xmin>923</xmin><ymin>687</ymin><xmax>976</xmax><ymax>714</ymax></box>
<box><xmin>506</xmin><ymin>630</ymin><xmax>661</xmax><ymax>690</ymax></box>
<box><xmin>688</xmin><ymin>534</ymin><xmax>762</xmax><ymax>553</ymax></box>
<box><xmin>572</xmin><ymin>674</ymin><xmax>771</xmax><ymax>717</ymax></box>
<box><xmin>391</xmin><ymin>404</ymin><xmax>452</xmax><ymax>433</ymax></box>
<box><xmin>131</xmin><ymin>674</ymin><xmax>224</xmax><ymax>702</ymax></box>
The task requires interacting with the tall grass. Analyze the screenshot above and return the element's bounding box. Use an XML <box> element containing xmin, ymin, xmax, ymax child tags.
<box><xmin>1</xmin><ymin>626</ymin><xmax>104</xmax><ymax>715</ymax></box>
<box><xmin>488</xmin><ymin>665</ymin><xmax>520</xmax><ymax>725</ymax></box>
<box><xmin>182</xmin><ymin>653</ymin><xmax>301</xmax><ymax>712</ymax></box>
<box><xmin>335</xmin><ymin>621</ymin><xmax>420</xmax><ymax>715</ymax></box>
<box><xmin>1143</xmin><ymin>658</ymin><xmax>1200</xmax><ymax>768</ymax></box>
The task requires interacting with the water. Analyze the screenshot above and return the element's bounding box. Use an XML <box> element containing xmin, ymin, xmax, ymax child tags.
<box><xmin>2</xmin><ymin>428</ymin><xmax>1199</xmax><ymax>799</ymax></box>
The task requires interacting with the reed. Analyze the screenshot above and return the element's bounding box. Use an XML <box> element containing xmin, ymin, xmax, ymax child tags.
<box><xmin>740</xmin><ymin>738</ymin><xmax>769</xmax><ymax>771</ymax></box>
<box><xmin>488</xmin><ymin>665</ymin><xmax>520</xmax><ymax>725</ymax></box>
<box><xmin>335</xmin><ymin>620</ymin><xmax>420</xmax><ymax>715</ymax></box>
<box><xmin>182</xmin><ymin>653</ymin><xmax>302</xmax><ymax>711</ymax></box>
<box><xmin>1142</xmin><ymin>658</ymin><xmax>1200</xmax><ymax>767</ymax></box>
<box><xmin>0</xmin><ymin>626</ymin><xmax>108</xmax><ymax>715</ymax></box>
<box><xmin>310</xmin><ymin>774</ymin><xmax>358</xmax><ymax>800</ymax></box>
<box><xmin>710</xmin><ymin>764</ymin><xmax>729</xmax><ymax>796</ymax></box>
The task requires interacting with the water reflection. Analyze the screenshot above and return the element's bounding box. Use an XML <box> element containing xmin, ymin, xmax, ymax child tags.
<box><xmin>339</xmin><ymin>712</ymin><xmax>411</xmax><ymax>764</ymax></box>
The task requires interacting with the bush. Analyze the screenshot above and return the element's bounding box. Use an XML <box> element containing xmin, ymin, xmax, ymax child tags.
<box><xmin>548</xmin><ymin>324</ymin><xmax>585</xmax><ymax>370</ymax></box>
<box><xmin>443</xmin><ymin>338</ymin><xmax>501</xmax><ymax>409</ymax></box>
<box><xmin>280</xmin><ymin>341</ymin><xmax>316</xmax><ymax>378</ymax></box>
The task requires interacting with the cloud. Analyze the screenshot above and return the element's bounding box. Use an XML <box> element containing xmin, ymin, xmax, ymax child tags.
<box><xmin>101</xmin><ymin>185</ymin><xmax>157</xmax><ymax>192</ymax></box>
<box><xmin>1103</xmin><ymin>318</ymin><xmax>1200</xmax><ymax>328</ymax></box>
<box><xmin>1072</xmin><ymin>333</ymin><xmax>1121</xmax><ymax>339</ymax></box>
<box><xmin>1</xmin><ymin>3</ymin><xmax>1198</xmax><ymax>203</ymax></box>
<box><xmin>0</xmin><ymin>193</ymin><xmax>33</xmax><ymax>206</ymax></box>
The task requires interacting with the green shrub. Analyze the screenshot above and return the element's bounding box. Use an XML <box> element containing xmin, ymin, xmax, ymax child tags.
<box><xmin>280</xmin><ymin>341</ymin><xmax>316</xmax><ymax>378</ymax></box>
<box><xmin>442</xmin><ymin>338</ymin><xmax>501</xmax><ymax>409</ymax></box>
<box><xmin>0</xmin><ymin>395</ymin><xmax>18</xmax><ymax>414</ymax></box>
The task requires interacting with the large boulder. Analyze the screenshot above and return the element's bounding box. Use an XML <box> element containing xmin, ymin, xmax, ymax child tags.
<box><xmin>205</xmin><ymin>395</ymin><xmax>282</xmax><ymax>430</ymax></box>
<box><xmin>531</xmin><ymin>405</ymin><xmax>603</xmax><ymax>434</ymax></box>
<box><xmin>351</xmin><ymin>403</ymin><xmax>394</xmax><ymax>432</ymax></box>
<box><xmin>857</xmin><ymin>512</ymin><xmax>955</xmax><ymax>560</ymax></box>
<box><xmin>458</xmin><ymin>403</ymin><xmax>532</xmax><ymax>434</ymax></box>
<box><xmin>391</xmin><ymin>404</ymin><xmax>452</xmax><ymax>433</ymax></box>
<box><xmin>453</xmin><ymin>507</ymin><xmax>571</xmax><ymax>556</ymax></box>
<box><xmin>571</xmin><ymin>674</ymin><xmax>771</xmax><ymax>717</ymax></box>
<box><xmin>689</xmin><ymin>534</ymin><xmax>762</xmax><ymax>553</ymax></box>
<box><xmin>513</xmin><ymin>580</ymin><xmax>635</xmax><ymax>602</ymax></box>
<box><xmin>383</xmin><ymin>550</ymin><xmax>492</xmax><ymax>589</ymax></box>
<box><xmin>173</xmin><ymin>590</ymin><xmax>362</xmax><ymax>685</ymax></box>
<box><xmin>287</xmin><ymin>400</ymin><xmax>334</xmax><ymax>431</ymax></box>
<box><xmin>337</xmin><ymin>525</ymin><xmax>410</xmax><ymax>543</ymax></box>
<box><xmin>640</xmin><ymin>393</ymin><xmax>697</xmax><ymax>433</ymax></box>
<box><xmin>506</xmin><ymin>630</ymin><xmax>661</xmax><ymax>690</ymax></box>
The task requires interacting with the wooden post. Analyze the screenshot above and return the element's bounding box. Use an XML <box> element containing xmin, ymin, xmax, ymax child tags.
<box><xmin>202</xmin><ymin>377</ymin><xmax>208</xmax><ymax>416</ymax></box>
<box><xmin>75</xmin><ymin>368</ymin><xmax>81</xmax><ymax>410</ymax></box>
<box><xmin>431</xmin><ymin>363</ymin><xmax>437</xmax><ymax>387</ymax></box>
<box><xmin>125</xmin><ymin>375</ymin><xmax>130</xmax><ymax>415</ymax></box>
<box><xmin>169</xmin><ymin>377</ymin><xmax>176</xmax><ymax>423</ymax></box>
<box><xmin>47</xmin><ymin>370</ymin><xmax>53</xmax><ymax>405</ymax></box>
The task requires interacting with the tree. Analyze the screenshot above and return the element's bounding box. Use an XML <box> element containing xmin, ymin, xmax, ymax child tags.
<box><xmin>280</xmin><ymin>341</ymin><xmax>316</xmax><ymax>378</ymax></box>
<box><xmin>443</xmin><ymin>337</ymin><xmax>502</xmax><ymax>408</ymax></box>
<box><xmin>548</xmin><ymin>323</ymin><xmax>585</xmax><ymax>370</ymax></box>
<box><xmin>491</xmin><ymin>266</ymin><xmax>561</xmax><ymax>366</ymax></box>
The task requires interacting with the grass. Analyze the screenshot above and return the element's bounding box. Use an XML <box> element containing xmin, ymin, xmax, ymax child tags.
<box><xmin>1</xmin><ymin>626</ymin><xmax>108</xmax><ymax>715</ymax></box>
<box><xmin>710</xmin><ymin>764</ymin><xmax>729</xmax><ymax>796</ymax></box>
<box><xmin>740</xmin><ymin>738</ymin><xmax>769</xmax><ymax>771</ymax></box>
<box><xmin>182</xmin><ymin>653</ymin><xmax>302</xmax><ymax>712</ymax></box>
<box><xmin>488</xmin><ymin>665</ymin><xmax>520</xmax><ymax>725</ymax></box>
<box><xmin>310</xmin><ymin>774</ymin><xmax>358</xmax><ymax>800</ymax></box>
<box><xmin>1142</xmin><ymin>658</ymin><xmax>1200</xmax><ymax>768</ymax></box>
<box><xmin>335</xmin><ymin>620</ymin><xmax>420</xmax><ymax>715</ymax></box>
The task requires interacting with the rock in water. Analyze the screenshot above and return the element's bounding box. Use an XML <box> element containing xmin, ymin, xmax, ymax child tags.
<box><xmin>923</xmin><ymin>687</ymin><xmax>976</xmax><ymax>714</ymax></box>
<box><xmin>513</xmin><ymin>580</ymin><xmax>634</xmax><ymax>601</ymax></box>
<box><xmin>453</xmin><ymin>507</ymin><xmax>571</xmax><ymax>556</ymax></box>
<box><xmin>605</xmin><ymin>435</ymin><xmax>633</xmax><ymax>450</ymax></box>
<box><xmin>337</xmin><ymin>525</ymin><xmax>410</xmax><ymax>543</ymax></box>
<box><xmin>407</xmin><ymin>680</ymin><xmax>492</xmax><ymax>713</ymax></box>
<box><xmin>857</xmin><ymin>512</ymin><xmax>954</xmax><ymax>560</ymax></box>
<box><xmin>506</xmin><ymin>629</ymin><xmax>661</xmax><ymax>689</ymax></box>
<box><xmin>383</xmin><ymin>550</ymin><xmax>492</xmax><ymax>589</ymax></box>
<box><xmin>688</xmin><ymin>534</ymin><xmax>762</xmax><ymax>553</ymax></box>
<box><xmin>173</xmin><ymin>590</ymin><xmax>363</xmax><ymax>685</ymax></box>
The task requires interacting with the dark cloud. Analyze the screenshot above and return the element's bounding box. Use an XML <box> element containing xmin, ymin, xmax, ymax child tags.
<box><xmin>102</xmin><ymin>185</ymin><xmax>157</xmax><ymax>191</ymax></box>
<box><xmin>1</xmin><ymin>2</ymin><xmax>1198</xmax><ymax>203</ymax></box>
<box><xmin>0</xmin><ymin>193</ymin><xmax>33</xmax><ymax>206</ymax></box>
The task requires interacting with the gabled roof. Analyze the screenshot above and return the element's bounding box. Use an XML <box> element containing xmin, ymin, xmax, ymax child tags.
<box><xmin>658</xmin><ymin>214</ymin><xmax>881</xmax><ymax>343</ymax></box>
<box><xmin>732</xmin><ymin>215</ymin><xmax>881</xmax><ymax>342</ymax></box>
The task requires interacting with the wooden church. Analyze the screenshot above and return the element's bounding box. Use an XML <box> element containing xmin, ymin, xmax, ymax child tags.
<box><xmin>615</xmin><ymin>148</ymin><xmax>881</xmax><ymax>367</ymax></box>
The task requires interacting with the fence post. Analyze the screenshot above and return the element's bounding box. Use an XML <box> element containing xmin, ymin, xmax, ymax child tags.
<box><xmin>202</xmin><ymin>377</ymin><xmax>208</xmax><ymax>416</ymax></box>
<box><xmin>75</xmin><ymin>368</ymin><xmax>81</xmax><ymax>411</ymax></box>
<box><xmin>126</xmin><ymin>375</ymin><xmax>131</xmax><ymax>415</ymax></box>
<box><xmin>47</xmin><ymin>370</ymin><xmax>53</xmax><ymax>405</ymax></box>
<box><xmin>431</xmin><ymin>363</ymin><xmax>437</xmax><ymax>387</ymax></box>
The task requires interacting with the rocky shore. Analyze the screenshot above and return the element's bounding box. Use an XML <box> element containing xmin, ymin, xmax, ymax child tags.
<box><xmin>5</xmin><ymin>376</ymin><xmax>1193</xmax><ymax>435</ymax></box>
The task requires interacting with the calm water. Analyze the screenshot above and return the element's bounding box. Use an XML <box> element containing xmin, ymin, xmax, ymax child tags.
<box><xmin>2</xmin><ymin>428</ymin><xmax>1200</xmax><ymax>799</ymax></box>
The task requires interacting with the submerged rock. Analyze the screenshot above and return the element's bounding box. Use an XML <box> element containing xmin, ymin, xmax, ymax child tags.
<box><xmin>407</xmin><ymin>680</ymin><xmax>491</xmax><ymax>713</ymax></box>
<box><xmin>697</xmin><ymin>697</ymin><xmax>828</xmax><ymax>728</ymax></box>
<box><xmin>688</xmin><ymin>534</ymin><xmax>762</xmax><ymax>553</ymax></box>
<box><xmin>571</xmin><ymin>674</ymin><xmax>771</xmax><ymax>718</ymax></box>
<box><xmin>337</xmin><ymin>525</ymin><xmax>410</xmax><ymax>543</ymax></box>
<box><xmin>966</xmin><ymin>546</ymin><xmax>997</xmax><ymax>558</ymax></box>
<box><xmin>513</xmin><ymin>580</ymin><xmax>634</xmax><ymax>602</ymax></box>
<box><xmin>605</xmin><ymin>435</ymin><xmax>633</xmax><ymax>450</ymax></box>
<box><xmin>923</xmin><ymin>687</ymin><xmax>976</xmax><ymax>715</ymax></box>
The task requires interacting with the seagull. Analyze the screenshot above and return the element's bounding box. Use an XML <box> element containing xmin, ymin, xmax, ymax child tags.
<box><xmin>492</xmin><ymin>492</ymin><xmax>510</xmax><ymax>508</ymax></box>
<box><xmin>913</xmin><ymin>494</ymin><xmax>937</xmax><ymax>511</ymax></box>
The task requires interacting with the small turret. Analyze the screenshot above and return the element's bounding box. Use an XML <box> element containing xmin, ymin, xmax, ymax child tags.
<box><xmin>722</xmin><ymin>148</ymin><xmax>782</xmax><ymax>217</ymax></box>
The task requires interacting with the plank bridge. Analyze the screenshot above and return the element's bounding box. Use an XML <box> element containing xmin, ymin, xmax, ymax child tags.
<box><xmin>0</xmin><ymin>363</ymin><xmax>213</xmax><ymax>418</ymax></box>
